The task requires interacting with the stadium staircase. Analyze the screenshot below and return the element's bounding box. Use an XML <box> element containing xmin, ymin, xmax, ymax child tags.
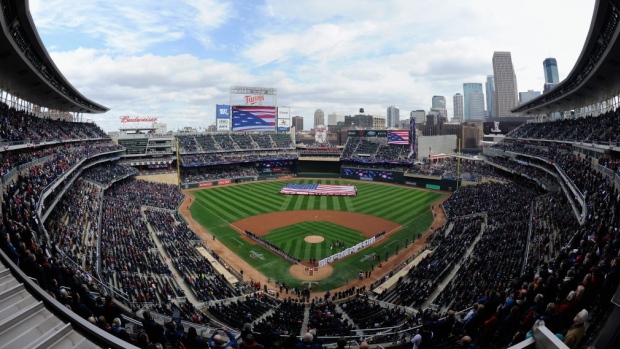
<box><xmin>140</xmin><ymin>208</ymin><xmax>200</xmax><ymax>305</ymax></box>
<box><xmin>420</xmin><ymin>215</ymin><xmax>487</xmax><ymax>311</ymax></box>
<box><xmin>0</xmin><ymin>258</ymin><xmax>101</xmax><ymax>348</ymax></box>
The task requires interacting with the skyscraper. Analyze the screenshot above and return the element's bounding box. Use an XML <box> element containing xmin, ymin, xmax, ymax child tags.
<box><xmin>486</xmin><ymin>75</ymin><xmax>495</xmax><ymax>117</ymax></box>
<box><xmin>543</xmin><ymin>58</ymin><xmax>559</xmax><ymax>92</ymax></box>
<box><xmin>327</xmin><ymin>112</ymin><xmax>343</xmax><ymax>126</ymax></box>
<box><xmin>463</xmin><ymin>83</ymin><xmax>485</xmax><ymax>120</ymax></box>
<box><xmin>432</xmin><ymin>96</ymin><xmax>446</xmax><ymax>109</ymax></box>
<box><xmin>292</xmin><ymin>116</ymin><xmax>304</xmax><ymax>131</ymax></box>
<box><xmin>410</xmin><ymin>110</ymin><xmax>426</xmax><ymax>125</ymax></box>
<box><xmin>431</xmin><ymin>96</ymin><xmax>447</xmax><ymax>119</ymax></box>
<box><xmin>453</xmin><ymin>93</ymin><xmax>463</xmax><ymax>122</ymax></box>
<box><xmin>519</xmin><ymin>90</ymin><xmax>541</xmax><ymax>104</ymax></box>
<box><xmin>386</xmin><ymin>106</ymin><xmax>400</xmax><ymax>128</ymax></box>
<box><xmin>492</xmin><ymin>52</ymin><xmax>519</xmax><ymax>117</ymax></box>
<box><xmin>314</xmin><ymin>109</ymin><xmax>325</xmax><ymax>128</ymax></box>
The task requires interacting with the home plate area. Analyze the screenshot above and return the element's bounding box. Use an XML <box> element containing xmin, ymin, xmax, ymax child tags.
<box><xmin>305</xmin><ymin>267</ymin><xmax>319</xmax><ymax>276</ymax></box>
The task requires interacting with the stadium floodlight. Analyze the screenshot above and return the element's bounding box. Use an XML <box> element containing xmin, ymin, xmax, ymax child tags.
<box><xmin>230</xmin><ymin>86</ymin><xmax>277</xmax><ymax>95</ymax></box>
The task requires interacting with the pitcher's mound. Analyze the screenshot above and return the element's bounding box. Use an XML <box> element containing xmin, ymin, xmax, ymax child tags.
<box><xmin>290</xmin><ymin>264</ymin><xmax>333</xmax><ymax>280</ymax></box>
<box><xmin>304</xmin><ymin>235</ymin><xmax>324</xmax><ymax>243</ymax></box>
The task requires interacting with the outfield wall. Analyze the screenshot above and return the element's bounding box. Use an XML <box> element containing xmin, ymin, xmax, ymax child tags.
<box><xmin>297</xmin><ymin>160</ymin><xmax>341</xmax><ymax>174</ymax></box>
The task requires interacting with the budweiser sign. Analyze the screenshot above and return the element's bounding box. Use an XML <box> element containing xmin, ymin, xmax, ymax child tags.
<box><xmin>244</xmin><ymin>95</ymin><xmax>265</xmax><ymax>105</ymax></box>
<box><xmin>119</xmin><ymin>116</ymin><xmax>158</xmax><ymax>123</ymax></box>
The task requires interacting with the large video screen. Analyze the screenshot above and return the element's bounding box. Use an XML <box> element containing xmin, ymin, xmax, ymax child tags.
<box><xmin>232</xmin><ymin>106</ymin><xmax>276</xmax><ymax>132</ymax></box>
<box><xmin>387</xmin><ymin>130</ymin><xmax>409</xmax><ymax>145</ymax></box>
<box><xmin>342</xmin><ymin>168</ymin><xmax>395</xmax><ymax>181</ymax></box>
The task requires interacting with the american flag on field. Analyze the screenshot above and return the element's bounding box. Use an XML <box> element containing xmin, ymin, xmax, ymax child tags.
<box><xmin>280</xmin><ymin>183</ymin><xmax>357</xmax><ymax>196</ymax></box>
<box><xmin>232</xmin><ymin>106</ymin><xmax>276</xmax><ymax>131</ymax></box>
<box><xmin>387</xmin><ymin>130</ymin><xmax>409</xmax><ymax>145</ymax></box>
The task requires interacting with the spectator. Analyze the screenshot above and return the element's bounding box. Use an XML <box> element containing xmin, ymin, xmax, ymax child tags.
<box><xmin>184</xmin><ymin>327</ymin><xmax>208</xmax><ymax>349</ymax></box>
<box><xmin>209</xmin><ymin>327</ymin><xmax>238</xmax><ymax>349</ymax></box>
<box><xmin>563</xmin><ymin>309</ymin><xmax>588</xmax><ymax>349</ymax></box>
<box><xmin>296</xmin><ymin>333</ymin><xmax>319</xmax><ymax>349</ymax></box>
<box><xmin>241</xmin><ymin>334</ymin><xmax>264</xmax><ymax>349</ymax></box>
<box><xmin>142</xmin><ymin>310</ymin><xmax>166</xmax><ymax>346</ymax></box>
<box><xmin>111</xmin><ymin>317</ymin><xmax>132</xmax><ymax>343</ymax></box>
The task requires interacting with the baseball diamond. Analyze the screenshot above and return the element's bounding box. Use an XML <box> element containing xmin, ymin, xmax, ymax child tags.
<box><xmin>185</xmin><ymin>179</ymin><xmax>445</xmax><ymax>291</ymax></box>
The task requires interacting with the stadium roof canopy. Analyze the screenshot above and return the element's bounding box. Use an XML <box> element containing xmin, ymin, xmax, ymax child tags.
<box><xmin>513</xmin><ymin>0</ymin><xmax>620</xmax><ymax>114</ymax></box>
<box><xmin>0</xmin><ymin>0</ymin><xmax>108</xmax><ymax>113</ymax></box>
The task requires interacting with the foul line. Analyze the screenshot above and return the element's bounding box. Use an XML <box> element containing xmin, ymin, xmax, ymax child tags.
<box><xmin>193</xmin><ymin>200</ymin><xmax>244</xmax><ymax>234</ymax></box>
<box><xmin>231</xmin><ymin>237</ymin><xmax>245</xmax><ymax>246</ymax></box>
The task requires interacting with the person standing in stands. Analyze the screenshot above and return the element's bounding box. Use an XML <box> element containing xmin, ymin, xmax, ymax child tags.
<box><xmin>142</xmin><ymin>310</ymin><xmax>165</xmax><ymax>346</ymax></box>
<box><xmin>209</xmin><ymin>327</ymin><xmax>238</xmax><ymax>349</ymax></box>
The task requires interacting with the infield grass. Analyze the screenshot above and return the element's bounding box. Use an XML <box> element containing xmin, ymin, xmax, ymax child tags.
<box><xmin>189</xmin><ymin>179</ymin><xmax>446</xmax><ymax>291</ymax></box>
<box><xmin>267</xmin><ymin>221</ymin><xmax>366</xmax><ymax>261</ymax></box>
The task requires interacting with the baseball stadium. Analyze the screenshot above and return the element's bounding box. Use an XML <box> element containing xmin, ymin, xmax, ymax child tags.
<box><xmin>0</xmin><ymin>1</ymin><xmax>619</xmax><ymax>349</ymax></box>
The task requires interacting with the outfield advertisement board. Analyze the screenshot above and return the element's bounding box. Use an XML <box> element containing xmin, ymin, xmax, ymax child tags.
<box><xmin>347</xmin><ymin>130</ymin><xmax>388</xmax><ymax>137</ymax></box>
<box><xmin>340</xmin><ymin>168</ymin><xmax>404</xmax><ymax>183</ymax></box>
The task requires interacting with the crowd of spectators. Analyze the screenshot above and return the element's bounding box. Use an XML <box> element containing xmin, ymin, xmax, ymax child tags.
<box><xmin>307</xmin><ymin>301</ymin><xmax>354</xmax><ymax>336</ymax></box>
<box><xmin>378</xmin><ymin>217</ymin><xmax>483</xmax><ymax>308</ymax></box>
<box><xmin>245</xmin><ymin>230</ymin><xmax>300</xmax><ymax>264</ymax></box>
<box><xmin>271</xmin><ymin>134</ymin><xmax>293</xmax><ymax>148</ymax></box>
<box><xmin>147</xmin><ymin>210</ymin><xmax>242</xmax><ymax>303</ymax></box>
<box><xmin>213</xmin><ymin>134</ymin><xmax>237</xmax><ymax>150</ymax></box>
<box><xmin>507</xmin><ymin>107</ymin><xmax>620</xmax><ymax>143</ymax></box>
<box><xmin>182</xmin><ymin>152</ymin><xmax>298</xmax><ymax>167</ymax></box>
<box><xmin>181</xmin><ymin>165</ymin><xmax>258</xmax><ymax>183</ymax></box>
<box><xmin>81</xmin><ymin>163</ymin><xmax>138</xmax><ymax>186</ymax></box>
<box><xmin>0</xmin><ymin>101</ymin><xmax>107</xmax><ymax>143</ymax></box>
<box><xmin>252</xmin><ymin>298</ymin><xmax>305</xmax><ymax>335</ymax></box>
<box><xmin>207</xmin><ymin>296</ymin><xmax>278</xmax><ymax>330</ymax></box>
<box><xmin>105</xmin><ymin>179</ymin><xmax>184</xmax><ymax>210</ymax></box>
<box><xmin>484</xmin><ymin>156</ymin><xmax>558</xmax><ymax>189</ymax></box>
<box><xmin>44</xmin><ymin>180</ymin><xmax>101</xmax><ymax>272</ymax></box>
<box><xmin>340</xmin><ymin>296</ymin><xmax>407</xmax><ymax>330</ymax></box>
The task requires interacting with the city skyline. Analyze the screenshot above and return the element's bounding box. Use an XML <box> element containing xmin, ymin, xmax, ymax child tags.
<box><xmin>27</xmin><ymin>0</ymin><xmax>592</xmax><ymax>131</ymax></box>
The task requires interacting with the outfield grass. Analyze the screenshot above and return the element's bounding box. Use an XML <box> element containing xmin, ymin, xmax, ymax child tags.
<box><xmin>189</xmin><ymin>179</ymin><xmax>445</xmax><ymax>291</ymax></box>
<box><xmin>266</xmin><ymin>221</ymin><xmax>366</xmax><ymax>261</ymax></box>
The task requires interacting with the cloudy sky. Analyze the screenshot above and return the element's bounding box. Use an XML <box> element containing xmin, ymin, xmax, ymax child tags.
<box><xmin>29</xmin><ymin>0</ymin><xmax>594</xmax><ymax>132</ymax></box>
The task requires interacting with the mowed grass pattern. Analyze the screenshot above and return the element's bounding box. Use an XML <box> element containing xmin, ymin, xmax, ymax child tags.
<box><xmin>189</xmin><ymin>179</ymin><xmax>446</xmax><ymax>290</ymax></box>
<box><xmin>266</xmin><ymin>222</ymin><xmax>366</xmax><ymax>260</ymax></box>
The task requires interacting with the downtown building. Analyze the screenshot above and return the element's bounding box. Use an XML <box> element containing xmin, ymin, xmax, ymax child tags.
<box><xmin>543</xmin><ymin>57</ymin><xmax>560</xmax><ymax>92</ymax></box>
<box><xmin>463</xmin><ymin>83</ymin><xmax>485</xmax><ymax>120</ymax></box>
<box><xmin>431</xmin><ymin>96</ymin><xmax>448</xmax><ymax>120</ymax></box>
<box><xmin>386</xmin><ymin>106</ymin><xmax>400</xmax><ymax>128</ymax></box>
<box><xmin>410</xmin><ymin>110</ymin><xmax>426</xmax><ymax>125</ymax></box>
<box><xmin>486</xmin><ymin>75</ymin><xmax>495</xmax><ymax>117</ymax></box>
<box><xmin>292</xmin><ymin>116</ymin><xmax>304</xmax><ymax>131</ymax></box>
<box><xmin>492</xmin><ymin>52</ymin><xmax>519</xmax><ymax>117</ymax></box>
<box><xmin>453</xmin><ymin>93</ymin><xmax>464</xmax><ymax>122</ymax></box>
<box><xmin>314</xmin><ymin>109</ymin><xmax>325</xmax><ymax>128</ymax></box>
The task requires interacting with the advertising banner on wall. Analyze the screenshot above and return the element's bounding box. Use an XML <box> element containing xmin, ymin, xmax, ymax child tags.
<box><xmin>277</xmin><ymin>107</ymin><xmax>291</xmax><ymax>132</ymax></box>
<box><xmin>217</xmin><ymin>119</ymin><xmax>231</xmax><ymax>131</ymax></box>
<box><xmin>346</xmin><ymin>130</ymin><xmax>388</xmax><ymax>137</ymax></box>
<box><xmin>216</xmin><ymin>104</ymin><xmax>231</xmax><ymax>119</ymax></box>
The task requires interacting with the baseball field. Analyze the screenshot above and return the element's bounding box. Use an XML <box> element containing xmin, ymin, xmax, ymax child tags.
<box><xmin>188</xmin><ymin>179</ymin><xmax>446</xmax><ymax>291</ymax></box>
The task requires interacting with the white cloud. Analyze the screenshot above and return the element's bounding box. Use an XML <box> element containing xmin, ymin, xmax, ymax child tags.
<box><xmin>25</xmin><ymin>0</ymin><xmax>594</xmax><ymax>132</ymax></box>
